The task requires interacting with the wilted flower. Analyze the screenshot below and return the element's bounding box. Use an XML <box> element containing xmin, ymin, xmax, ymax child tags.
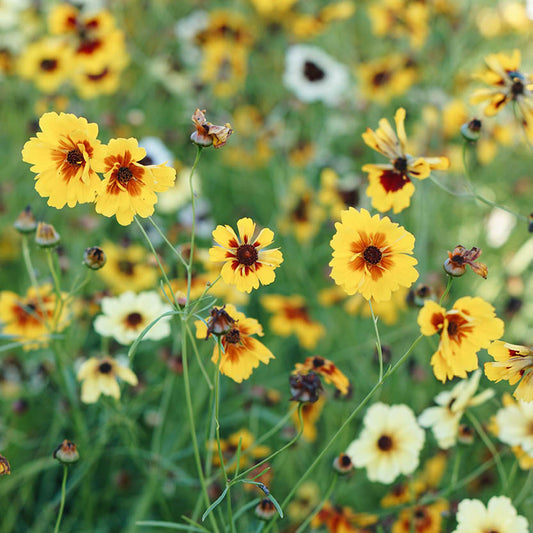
<box><xmin>190</xmin><ymin>108</ymin><xmax>233</xmax><ymax>148</ymax></box>
<box><xmin>293</xmin><ymin>356</ymin><xmax>350</xmax><ymax>396</ymax></box>
<box><xmin>0</xmin><ymin>454</ymin><xmax>10</xmax><ymax>475</ymax></box>
<box><xmin>83</xmin><ymin>246</ymin><xmax>107</xmax><ymax>270</ymax></box>
<box><xmin>289</xmin><ymin>372</ymin><xmax>323</xmax><ymax>403</ymax></box>
<box><xmin>204</xmin><ymin>305</ymin><xmax>235</xmax><ymax>337</ymax></box>
<box><xmin>35</xmin><ymin>222</ymin><xmax>60</xmax><ymax>247</ymax></box>
<box><xmin>444</xmin><ymin>245</ymin><xmax>488</xmax><ymax>279</ymax></box>
<box><xmin>53</xmin><ymin>440</ymin><xmax>80</xmax><ymax>464</ymax></box>
<box><xmin>13</xmin><ymin>206</ymin><xmax>37</xmax><ymax>234</ymax></box>
<box><xmin>255</xmin><ymin>499</ymin><xmax>277</xmax><ymax>520</ymax></box>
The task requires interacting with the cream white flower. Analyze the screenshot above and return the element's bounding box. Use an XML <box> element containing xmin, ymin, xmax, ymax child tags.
<box><xmin>283</xmin><ymin>44</ymin><xmax>349</xmax><ymax>106</ymax></box>
<box><xmin>453</xmin><ymin>496</ymin><xmax>528</xmax><ymax>533</ymax></box>
<box><xmin>346</xmin><ymin>403</ymin><xmax>425</xmax><ymax>484</ymax></box>
<box><xmin>418</xmin><ymin>370</ymin><xmax>494</xmax><ymax>449</ymax></box>
<box><xmin>495</xmin><ymin>397</ymin><xmax>533</xmax><ymax>455</ymax></box>
<box><xmin>94</xmin><ymin>291</ymin><xmax>172</xmax><ymax>345</ymax></box>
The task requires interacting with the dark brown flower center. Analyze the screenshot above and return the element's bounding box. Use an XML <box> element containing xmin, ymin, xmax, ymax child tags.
<box><xmin>126</xmin><ymin>312</ymin><xmax>143</xmax><ymax>327</ymax></box>
<box><xmin>304</xmin><ymin>61</ymin><xmax>325</xmax><ymax>82</ymax></box>
<box><xmin>118</xmin><ymin>260</ymin><xmax>135</xmax><ymax>275</ymax></box>
<box><xmin>363</xmin><ymin>245</ymin><xmax>382</xmax><ymax>265</ymax></box>
<box><xmin>340</xmin><ymin>454</ymin><xmax>351</xmax><ymax>466</ymax></box>
<box><xmin>447</xmin><ymin>321</ymin><xmax>458</xmax><ymax>336</ymax></box>
<box><xmin>377</xmin><ymin>435</ymin><xmax>393</xmax><ymax>451</ymax></box>
<box><xmin>66</xmin><ymin>149</ymin><xmax>84</xmax><ymax>165</ymax></box>
<box><xmin>236</xmin><ymin>244</ymin><xmax>258</xmax><ymax>266</ymax></box>
<box><xmin>511</xmin><ymin>78</ymin><xmax>524</xmax><ymax>97</ymax></box>
<box><xmin>393</xmin><ymin>157</ymin><xmax>408</xmax><ymax>172</ymax></box>
<box><xmin>451</xmin><ymin>254</ymin><xmax>465</xmax><ymax>265</ymax></box>
<box><xmin>312</xmin><ymin>356</ymin><xmax>325</xmax><ymax>368</ymax></box>
<box><xmin>40</xmin><ymin>58</ymin><xmax>58</xmax><ymax>71</ymax></box>
<box><xmin>225</xmin><ymin>328</ymin><xmax>241</xmax><ymax>344</ymax></box>
<box><xmin>117</xmin><ymin>166</ymin><xmax>133</xmax><ymax>185</ymax></box>
<box><xmin>99</xmin><ymin>362</ymin><xmax>112</xmax><ymax>374</ymax></box>
<box><xmin>373</xmin><ymin>70</ymin><xmax>391</xmax><ymax>86</ymax></box>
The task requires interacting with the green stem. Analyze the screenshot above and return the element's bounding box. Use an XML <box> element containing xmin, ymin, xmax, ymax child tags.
<box><xmin>368</xmin><ymin>300</ymin><xmax>383</xmax><ymax>382</ymax></box>
<box><xmin>148</xmin><ymin>216</ymin><xmax>189</xmax><ymax>269</ymax></box>
<box><xmin>53</xmin><ymin>465</ymin><xmax>68</xmax><ymax>533</ymax></box>
<box><xmin>514</xmin><ymin>469</ymin><xmax>533</xmax><ymax>508</ymax></box>
<box><xmin>440</xmin><ymin>276</ymin><xmax>453</xmax><ymax>305</ymax></box>
<box><xmin>186</xmin><ymin>323</ymin><xmax>213</xmax><ymax>389</ymax></box>
<box><xmin>46</xmin><ymin>248</ymin><xmax>62</xmax><ymax>296</ymax></box>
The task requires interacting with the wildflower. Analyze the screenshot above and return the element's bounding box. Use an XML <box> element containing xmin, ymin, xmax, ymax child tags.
<box><xmin>418</xmin><ymin>370</ymin><xmax>494</xmax><ymax>449</ymax></box>
<box><xmin>392</xmin><ymin>500</ymin><xmax>448</xmax><ymax>533</ymax></box>
<box><xmin>485</xmin><ymin>341</ymin><xmax>533</xmax><ymax>402</ymax></box>
<box><xmin>293</xmin><ymin>356</ymin><xmax>350</xmax><ymax>396</ymax></box>
<box><xmin>204</xmin><ymin>305</ymin><xmax>235</xmax><ymax>337</ymax></box>
<box><xmin>261</xmin><ymin>294</ymin><xmax>325</xmax><ymax>349</ymax></box>
<box><xmin>283</xmin><ymin>44</ymin><xmax>349</xmax><ymax>106</ymax></box>
<box><xmin>333</xmin><ymin>453</ymin><xmax>353</xmax><ymax>474</ymax></box>
<box><xmin>329</xmin><ymin>207</ymin><xmax>419</xmax><ymax>302</ymax></box>
<box><xmin>209</xmin><ymin>218</ymin><xmax>283</xmax><ymax>294</ymax></box>
<box><xmin>418</xmin><ymin>297</ymin><xmax>504</xmax><ymax>382</ymax></box>
<box><xmin>443</xmin><ymin>245</ymin><xmax>488</xmax><ymax>279</ymax></box>
<box><xmin>190</xmin><ymin>108</ymin><xmax>233</xmax><ymax>148</ymax></box>
<box><xmin>22</xmin><ymin>112</ymin><xmax>106</xmax><ymax>208</ymax></box>
<box><xmin>13</xmin><ymin>206</ymin><xmax>37</xmax><ymax>234</ymax></box>
<box><xmin>195</xmin><ymin>304</ymin><xmax>274</xmax><ymax>382</ymax></box>
<box><xmin>471</xmin><ymin>50</ymin><xmax>533</xmax><ymax>136</ymax></box>
<box><xmin>77</xmin><ymin>356</ymin><xmax>138</xmax><ymax>403</ymax></box>
<box><xmin>461</xmin><ymin>118</ymin><xmax>483</xmax><ymax>142</ymax></box>
<box><xmin>452</xmin><ymin>496</ymin><xmax>528</xmax><ymax>533</ymax></box>
<box><xmin>493</xmin><ymin>394</ymin><xmax>533</xmax><ymax>454</ymax></box>
<box><xmin>0</xmin><ymin>454</ymin><xmax>10</xmax><ymax>475</ymax></box>
<box><xmin>93</xmin><ymin>137</ymin><xmax>176</xmax><ymax>226</ymax></box>
<box><xmin>83</xmin><ymin>246</ymin><xmax>107</xmax><ymax>270</ymax></box>
<box><xmin>94</xmin><ymin>291</ymin><xmax>172</xmax><ymax>345</ymax></box>
<box><xmin>97</xmin><ymin>241</ymin><xmax>158</xmax><ymax>294</ymax></box>
<box><xmin>311</xmin><ymin>501</ymin><xmax>378</xmax><ymax>532</ymax></box>
<box><xmin>289</xmin><ymin>372</ymin><xmax>323</xmax><ymax>403</ymax></box>
<box><xmin>362</xmin><ymin>108</ymin><xmax>449</xmax><ymax>213</ymax></box>
<box><xmin>346</xmin><ymin>403</ymin><xmax>425</xmax><ymax>484</ymax></box>
<box><xmin>53</xmin><ymin>440</ymin><xmax>79</xmax><ymax>464</ymax></box>
<box><xmin>255</xmin><ymin>499</ymin><xmax>277</xmax><ymax>520</ymax></box>
<box><xmin>35</xmin><ymin>222</ymin><xmax>60</xmax><ymax>248</ymax></box>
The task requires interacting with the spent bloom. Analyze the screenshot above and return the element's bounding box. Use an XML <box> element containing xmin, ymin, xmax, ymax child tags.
<box><xmin>209</xmin><ymin>217</ymin><xmax>283</xmax><ymax>293</ymax></box>
<box><xmin>22</xmin><ymin>112</ymin><xmax>106</xmax><ymax>208</ymax></box>
<box><xmin>452</xmin><ymin>496</ymin><xmax>528</xmax><ymax>533</ymax></box>
<box><xmin>418</xmin><ymin>297</ymin><xmax>504</xmax><ymax>382</ymax></box>
<box><xmin>53</xmin><ymin>440</ymin><xmax>80</xmax><ymax>464</ymax></box>
<box><xmin>346</xmin><ymin>403</ymin><xmax>425</xmax><ymax>484</ymax></box>
<box><xmin>485</xmin><ymin>340</ymin><xmax>533</xmax><ymax>402</ymax></box>
<box><xmin>0</xmin><ymin>454</ymin><xmax>10</xmax><ymax>475</ymax></box>
<box><xmin>293</xmin><ymin>355</ymin><xmax>350</xmax><ymax>396</ymax></box>
<box><xmin>190</xmin><ymin>108</ymin><xmax>233</xmax><ymax>148</ymax></box>
<box><xmin>444</xmin><ymin>245</ymin><xmax>488</xmax><ymax>279</ymax></box>
<box><xmin>362</xmin><ymin>108</ymin><xmax>449</xmax><ymax>214</ymax></box>
<box><xmin>418</xmin><ymin>370</ymin><xmax>494</xmax><ymax>449</ymax></box>
<box><xmin>195</xmin><ymin>304</ymin><xmax>274</xmax><ymax>383</ymax></box>
<box><xmin>329</xmin><ymin>207</ymin><xmax>419</xmax><ymax>302</ymax></box>
<box><xmin>77</xmin><ymin>356</ymin><xmax>138</xmax><ymax>404</ymax></box>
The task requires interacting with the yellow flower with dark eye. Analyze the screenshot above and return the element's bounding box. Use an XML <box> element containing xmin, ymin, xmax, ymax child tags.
<box><xmin>93</xmin><ymin>138</ymin><xmax>176</xmax><ymax>226</ymax></box>
<box><xmin>0</xmin><ymin>454</ymin><xmax>11</xmax><ymax>475</ymax></box>
<box><xmin>362</xmin><ymin>108</ymin><xmax>449</xmax><ymax>214</ymax></box>
<box><xmin>392</xmin><ymin>500</ymin><xmax>449</xmax><ymax>533</ymax></box>
<box><xmin>293</xmin><ymin>356</ymin><xmax>350</xmax><ymax>396</ymax></box>
<box><xmin>418</xmin><ymin>297</ymin><xmax>504</xmax><ymax>382</ymax></box>
<box><xmin>22</xmin><ymin>112</ymin><xmax>106</xmax><ymax>209</ymax></box>
<box><xmin>209</xmin><ymin>218</ymin><xmax>283</xmax><ymax>294</ymax></box>
<box><xmin>329</xmin><ymin>207</ymin><xmax>419</xmax><ymax>303</ymax></box>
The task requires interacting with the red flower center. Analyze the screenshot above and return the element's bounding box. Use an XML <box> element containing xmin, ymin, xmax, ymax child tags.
<box><xmin>236</xmin><ymin>244</ymin><xmax>258</xmax><ymax>266</ymax></box>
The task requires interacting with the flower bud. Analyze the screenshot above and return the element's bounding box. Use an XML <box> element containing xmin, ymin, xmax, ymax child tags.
<box><xmin>14</xmin><ymin>206</ymin><xmax>37</xmax><ymax>234</ymax></box>
<box><xmin>83</xmin><ymin>246</ymin><xmax>107</xmax><ymax>270</ymax></box>
<box><xmin>461</xmin><ymin>118</ymin><xmax>482</xmax><ymax>142</ymax></box>
<box><xmin>53</xmin><ymin>440</ymin><xmax>79</xmax><ymax>464</ymax></box>
<box><xmin>205</xmin><ymin>306</ymin><xmax>235</xmax><ymax>338</ymax></box>
<box><xmin>0</xmin><ymin>454</ymin><xmax>10</xmax><ymax>475</ymax></box>
<box><xmin>333</xmin><ymin>452</ymin><xmax>353</xmax><ymax>474</ymax></box>
<box><xmin>35</xmin><ymin>222</ymin><xmax>60</xmax><ymax>248</ymax></box>
<box><xmin>458</xmin><ymin>424</ymin><xmax>474</xmax><ymax>445</ymax></box>
<box><xmin>444</xmin><ymin>245</ymin><xmax>487</xmax><ymax>279</ymax></box>
<box><xmin>255</xmin><ymin>498</ymin><xmax>277</xmax><ymax>520</ymax></box>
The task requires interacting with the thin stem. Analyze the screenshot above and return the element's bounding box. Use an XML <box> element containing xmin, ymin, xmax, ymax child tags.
<box><xmin>368</xmin><ymin>300</ymin><xmax>383</xmax><ymax>382</ymax></box>
<box><xmin>46</xmin><ymin>248</ymin><xmax>62</xmax><ymax>297</ymax></box>
<box><xmin>53</xmin><ymin>465</ymin><xmax>68</xmax><ymax>533</ymax></box>
<box><xmin>514</xmin><ymin>469</ymin><xmax>533</xmax><ymax>508</ymax></box>
<box><xmin>186</xmin><ymin>323</ymin><xmax>213</xmax><ymax>389</ymax></box>
<box><xmin>440</xmin><ymin>276</ymin><xmax>453</xmax><ymax>305</ymax></box>
<box><xmin>148</xmin><ymin>216</ymin><xmax>189</xmax><ymax>270</ymax></box>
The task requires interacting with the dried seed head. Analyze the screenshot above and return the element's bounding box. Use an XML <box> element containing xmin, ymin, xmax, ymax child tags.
<box><xmin>35</xmin><ymin>222</ymin><xmax>60</xmax><ymax>248</ymax></box>
<box><xmin>83</xmin><ymin>246</ymin><xmax>107</xmax><ymax>270</ymax></box>
<box><xmin>53</xmin><ymin>440</ymin><xmax>80</xmax><ymax>464</ymax></box>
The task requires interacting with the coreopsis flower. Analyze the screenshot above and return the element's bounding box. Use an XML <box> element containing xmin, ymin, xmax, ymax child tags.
<box><xmin>485</xmin><ymin>341</ymin><xmax>533</xmax><ymax>402</ymax></box>
<box><xmin>209</xmin><ymin>218</ymin><xmax>283</xmax><ymax>294</ymax></box>
<box><xmin>452</xmin><ymin>496</ymin><xmax>528</xmax><ymax>533</ymax></box>
<box><xmin>493</xmin><ymin>395</ymin><xmax>533</xmax><ymax>454</ymax></box>
<box><xmin>94</xmin><ymin>291</ymin><xmax>172</xmax><ymax>345</ymax></box>
<box><xmin>362</xmin><ymin>108</ymin><xmax>449</xmax><ymax>213</ymax></box>
<box><xmin>190</xmin><ymin>108</ymin><xmax>233</xmax><ymax>148</ymax></box>
<box><xmin>77</xmin><ymin>356</ymin><xmax>138</xmax><ymax>404</ymax></box>
<box><xmin>471</xmin><ymin>50</ymin><xmax>533</xmax><ymax>136</ymax></box>
<box><xmin>329</xmin><ymin>207</ymin><xmax>419</xmax><ymax>302</ymax></box>
<box><xmin>283</xmin><ymin>44</ymin><xmax>349</xmax><ymax>106</ymax></box>
<box><xmin>261</xmin><ymin>294</ymin><xmax>325</xmax><ymax>349</ymax></box>
<box><xmin>195</xmin><ymin>304</ymin><xmax>274</xmax><ymax>382</ymax></box>
<box><xmin>53</xmin><ymin>440</ymin><xmax>79</xmax><ymax>464</ymax></box>
<box><xmin>392</xmin><ymin>500</ymin><xmax>448</xmax><ymax>533</ymax></box>
<box><xmin>21</xmin><ymin>112</ymin><xmax>106</xmax><ymax>209</ymax></box>
<box><xmin>97</xmin><ymin>240</ymin><xmax>158</xmax><ymax>294</ymax></box>
<box><xmin>311</xmin><ymin>501</ymin><xmax>377</xmax><ymax>532</ymax></box>
<box><xmin>418</xmin><ymin>370</ymin><xmax>494</xmax><ymax>449</ymax></box>
<box><xmin>289</xmin><ymin>372</ymin><xmax>323</xmax><ymax>403</ymax></box>
<box><xmin>0</xmin><ymin>454</ymin><xmax>10</xmax><ymax>475</ymax></box>
<box><xmin>293</xmin><ymin>356</ymin><xmax>350</xmax><ymax>396</ymax></box>
<box><xmin>444</xmin><ymin>245</ymin><xmax>488</xmax><ymax>279</ymax></box>
<box><xmin>93</xmin><ymin>138</ymin><xmax>176</xmax><ymax>226</ymax></box>
<box><xmin>418</xmin><ymin>297</ymin><xmax>504</xmax><ymax>382</ymax></box>
<box><xmin>346</xmin><ymin>403</ymin><xmax>425</xmax><ymax>484</ymax></box>
<box><xmin>0</xmin><ymin>284</ymin><xmax>69</xmax><ymax>349</ymax></box>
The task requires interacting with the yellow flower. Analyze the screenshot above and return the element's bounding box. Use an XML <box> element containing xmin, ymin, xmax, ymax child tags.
<box><xmin>261</xmin><ymin>294</ymin><xmax>325</xmax><ymax>349</ymax></box>
<box><xmin>73</xmin><ymin>64</ymin><xmax>122</xmax><ymax>99</ymax></box>
<box><xmin>418</xmin><ymin>297</ymin><xmax>504</xmax><ymax>382</ymax></box>
<box><xmin>93</xmin><ymin>137</ymin><xmax>176</xmax><ymax>225</ymax></box>
<box><xmin>329</xmin><ymin>207</ymin><xmax>419</xmax><ymax>302</ymax></box>
<box><xmin>77</xmin><ymin>356</ymin><xmax>138</xmax><ymax>404</ymax></box>
<box><xmin>392</xmin><ymin>500</ymin><xmax>448</xmax><ymax>533</ymax></box>
<box><xmin>471</xmin><ymin>50</ymin><xmax>533</xmax><ymax>137</ymax></box>
<box><xmin>293</xmin><ymin>356</ymin><xmax>350</xmax><ymax>396</ymax></box>
<box><xmin>0</xmin><ymin>454</ymin><xmax>10</xmax><ymax>475</ymax></box>
<box><xmin>209</xmin><ymin>218</ymin><xmax>283</xmax><ymax>294</ymax></box>
<box><xmin>312</xmin><ymin>501</ymin><xmax>378</xmax><ymax>532</ymax></box>
<box><xmin>362</xmin><ymin>108</ymin><xmax>449</xmax><ymax>213</ymax></box>
<box><xmin>485</xmin><ymin>341</ymin><xmax>533</xmax><ymax>402</ymax></box>
<box><xmin>195</xmin><ymin>304</ymin><xmax>274</xmax><ymax>383</ymax></box>
<box><xmin>317</xmin><ymin>168</ymin><xmax>359</xmax><ymax>221</ymax></box>
<box><xmin>22</xmin><ymin>112</ymin><xmax>106</xmax><ymax>208</ymax></box>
